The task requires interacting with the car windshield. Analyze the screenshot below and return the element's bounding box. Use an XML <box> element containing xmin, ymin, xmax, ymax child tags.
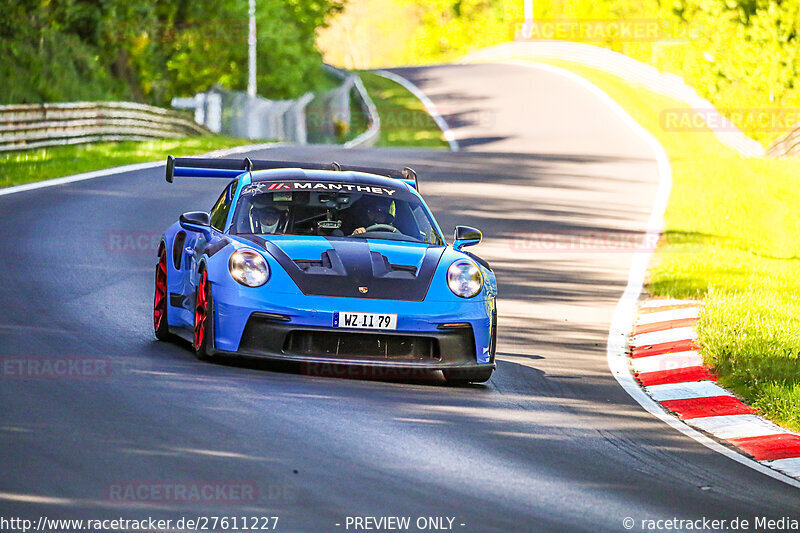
<box><xmin>230</xmin><ymin>185</ymin><xmax>444</xmax><ymax>245</ymax></box>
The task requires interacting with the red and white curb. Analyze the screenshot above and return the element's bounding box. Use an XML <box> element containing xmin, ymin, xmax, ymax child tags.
<box><xmin>631</xmin><ymin>299</ymin><xmax>800</xmax><ymax>479</ymax></box>
<box><xmin>517</xmin><ymin>62</ymin><xmax>800</xmax><ymax>487</ymax></box>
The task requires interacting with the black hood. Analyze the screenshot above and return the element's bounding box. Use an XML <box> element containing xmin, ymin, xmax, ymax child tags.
<box><xmin>240</xmin><ymin>236</ymin><xmax>445</xmax><ymax>301</ymax></box>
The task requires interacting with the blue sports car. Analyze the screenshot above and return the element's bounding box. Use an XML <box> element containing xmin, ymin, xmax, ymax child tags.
<box><xmin>154</xmin><ymin>157</ymin><xmax>497</xmax><ymax>383</ymax></box>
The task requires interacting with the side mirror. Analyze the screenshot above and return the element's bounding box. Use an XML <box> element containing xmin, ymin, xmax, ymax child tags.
<box><xmin>180</xmin><ymin>211</ymin><xmax>212</xmax><ymax>239</ymax></box>
<box><xmin>453</xmin><ymin>225</ymin><xmax>482</xmax><ymax>251</ymax></box>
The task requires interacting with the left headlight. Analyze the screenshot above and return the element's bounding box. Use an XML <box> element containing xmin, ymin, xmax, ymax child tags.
<box><xmin>447</xmin><ymin>259</ymin><xmax>483</xmax><ymax>298</ymax></box>
<box><xmin>228</xmin><ymin>249</ymin><xmax>269</xmax><ymax>287</ymax></box>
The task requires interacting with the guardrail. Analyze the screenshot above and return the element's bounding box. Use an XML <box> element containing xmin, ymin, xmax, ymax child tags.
<box><xmin>344</xmin><ymin>75</ymin><xmax>380</xmax><ymax>148</ymax></box>
<box><xmin>324</xmin><ymin>65</ymin><xmax>379</xmax><ymax>148</ymax></box>
<box><xmin>4</xmin><ymin>68</ymin><xmax>380</xmax><ymax>152</ymax></box>
<box><xmin>0</xmin><ymin>101</ymin><xmax>209</xmax><ymax>152</ymax></box>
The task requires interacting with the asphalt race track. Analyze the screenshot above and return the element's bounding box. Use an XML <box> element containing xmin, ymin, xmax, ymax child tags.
<box><xmin>2</xmin><ymin>63</ymin><xmax>799</xmax><ymax>532</ymax></box>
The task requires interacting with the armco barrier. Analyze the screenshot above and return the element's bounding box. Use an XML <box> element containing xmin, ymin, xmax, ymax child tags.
<box><xmin>2</xmin><ymin>67</ymin><xmax>380</xmax><ymax>152</ymax></box>
<box><xmin>343</xmin><ymin>71</ymin><xmax>380</xmax><ymax>148</ymax></box>
<box><xmin>0</xmin><ymin>101</ymin><xmax>208</xmax><ymax>152</ymax></box>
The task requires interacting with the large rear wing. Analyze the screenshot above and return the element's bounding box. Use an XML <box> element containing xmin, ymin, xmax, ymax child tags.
<box><xmin>166</xmin><ymin>156</ymin><xmax>419</xmax><ymax>190</ymax></box>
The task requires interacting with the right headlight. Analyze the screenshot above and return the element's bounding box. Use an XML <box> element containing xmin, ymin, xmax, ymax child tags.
<box><xmin>228</xmin><ymin>249</ymin><xmax>269</xmax><ymax>287</ymax></box>
<box><xmin>447</xmin><ymin>259</ymin><xmax>483</xmax><ymax>298</ymax></box>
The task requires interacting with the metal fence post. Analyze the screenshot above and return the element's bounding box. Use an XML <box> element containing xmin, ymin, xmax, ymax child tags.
<box><xmin>167</xmin><ymin>64</ymin><xmax>380</xmax><ymax>146</ymax></box>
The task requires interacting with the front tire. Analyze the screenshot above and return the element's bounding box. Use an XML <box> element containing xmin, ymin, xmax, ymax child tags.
<box><xmin>153</xmin><ymin>245</ymin><xmax>170</xmax><ymax>341</ymax></box>
<box><xmin>193</xmin><ymin>268</ymin><xmax>214</xmax><ymax>360</ymax></box>
<box><xmin>443</xmin><ymin>367</ymin><xmax>493</xmax><ymax>385</ymax></box>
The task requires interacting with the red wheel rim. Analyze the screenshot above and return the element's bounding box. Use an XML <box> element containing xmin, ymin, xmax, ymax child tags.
<box><xmin>153</xmin><ymin>248</ymin><xmax>167</xmax><ymax>331</ymax></box>
<box><xmin>194</xmin><ymin>269</ymin><xmax>208</xmax><ymax>348</ymax></box>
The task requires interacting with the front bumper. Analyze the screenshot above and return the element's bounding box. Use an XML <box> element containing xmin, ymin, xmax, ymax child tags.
<box><xmin>212</xmin><ymin>314</ymin><xmax>489</xmax><ymax>369</ymax></box>
<box><xmin>210</xmin><ymin>289</ymin><xmax>496</xmax><ymax>368</ymax></box>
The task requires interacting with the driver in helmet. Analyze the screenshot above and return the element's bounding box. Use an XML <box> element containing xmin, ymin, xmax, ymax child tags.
<box><xmin>352</xmin><ymin>197</ymin><xmax>397</xmax><ymax>235</ymax></box>
<box><xmin>250</xmin><ymin>196</ymin><xmax>285</xmax><ymax>234</ymax></box>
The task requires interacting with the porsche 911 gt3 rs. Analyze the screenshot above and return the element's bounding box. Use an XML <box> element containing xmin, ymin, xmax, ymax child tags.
<box><xmin>154</xmin><ymin>156</ymin><xmax>497</xmax><ymax>384</ymax></box>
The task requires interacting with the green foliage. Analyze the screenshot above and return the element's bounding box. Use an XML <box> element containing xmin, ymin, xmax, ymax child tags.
<box><xmin>398</xmin><ymin>0</ymin><xmax>522</xmax><ymax>64</ymax></box>
<box><xmin>395</xmin><ymin>0</ymin><xmax>800</xmax><ymax>147</ymax></box>
<box><xmin>639</xmin><ymin>0</ymin><xmax>800</xmax><ymax>147</ymax></box>
<box><xmin>1</xmin><ymin>0</ymin><xmax>343</xmax><ymax>105</ymax></box>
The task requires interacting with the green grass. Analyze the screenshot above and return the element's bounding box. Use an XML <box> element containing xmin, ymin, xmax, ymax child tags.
<box><xmin>533</xmin><ymin>59</ymin><xmax>800</xmax><ymax>432</ymax></box>
<box><xmin>359</xmin><ymin>72</ymin><xmax>449</xmax><ymax>148</ymax></box>
<box><xmin>0</xmin><ymin>136</ymin><xmax>256</xmax><ymax>189</ymax></box>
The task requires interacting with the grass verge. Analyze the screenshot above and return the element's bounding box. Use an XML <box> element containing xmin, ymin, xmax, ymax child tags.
<box><xmin>0</xmin><ymin>136</ymin><xmax>256</xmax><ymax>189</ymax></box>
<box><xmin>359</xmin><ymin>72</ymin><xmax>449</xmax><ymax>149</ymax></box>
<box><xmin>530</xmin><ymin>59</ymin><xmax>800</xmax><ymax>432</ymax></box>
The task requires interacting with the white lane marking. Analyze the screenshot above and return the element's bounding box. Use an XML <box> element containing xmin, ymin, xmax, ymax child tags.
<box><xmin>373</xmin><ymin>70</ymin><xmax>459</xmax><ymax>152</ymax></box>
<box><xmin>687</xmin><ymin>415</ymin><xmax>790</xmax><ymax>440</ymax></box>
<box><xmin>641</xmin><ymin>299</ymin><xmax>699</xmax><ymax>309</ymax></box>
<box><xmin>508</xmin><ymin>63</ymin><xmax>800</xmax><ymax>488</ymax></box>
<box><xmin>764</xmin><ymin>458</ymin><xmax>800</xmax><ymax>478</ymax></box>
<box><xmin>646</xmin><ymin>381</ymin><xmax>734</xmax><ymax>402</ymax></box>
<box><xmin>0</xmin><ymin>160</ymin><xmax>163</xmax><ymax>197</ymax></box>
<box><xmin>637</xmin><ymin>307</ymin><xmax>700</xmax><ymax>325</ymax></box>
<box><xmin>0</xmin><ymin>142</ymin><xmax>280</xmax><ymax>198</ymax></box>
<box><xmin>631</xmin><ymin>351</ymin><xmax>703</xmax><ymax>374</ymax></box>
<box><xmin>630</xmin><ymin>327</ymin><xmax>697</xmax><ymax>347</ymax></box>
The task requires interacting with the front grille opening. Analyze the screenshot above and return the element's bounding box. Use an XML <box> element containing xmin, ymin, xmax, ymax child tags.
<box><xmin>284</xmin><ymin>331</ymin><xmax>440</xmax><ymax>361</ymax></box>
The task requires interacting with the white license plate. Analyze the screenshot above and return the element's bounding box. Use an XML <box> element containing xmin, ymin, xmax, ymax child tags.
<box><xmin>333</xmin><ymin>312</ymin><xmax>397</xmax><ymax>330</ymax></box>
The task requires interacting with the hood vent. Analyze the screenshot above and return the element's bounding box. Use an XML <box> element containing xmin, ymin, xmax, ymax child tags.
<box><xmin>294</xmin><ymin>250</ymin><xmax>417</xmax><ymax>279</ymax></box>
<box><xmin>370</xmin><ymin>252</ymin><xmax>417</xmax><ymax>279</ymax></box>
<box><xmin>238</xmin><ymin>234</ymin><xmax>444</xmax><ymax>301</ymax></box>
